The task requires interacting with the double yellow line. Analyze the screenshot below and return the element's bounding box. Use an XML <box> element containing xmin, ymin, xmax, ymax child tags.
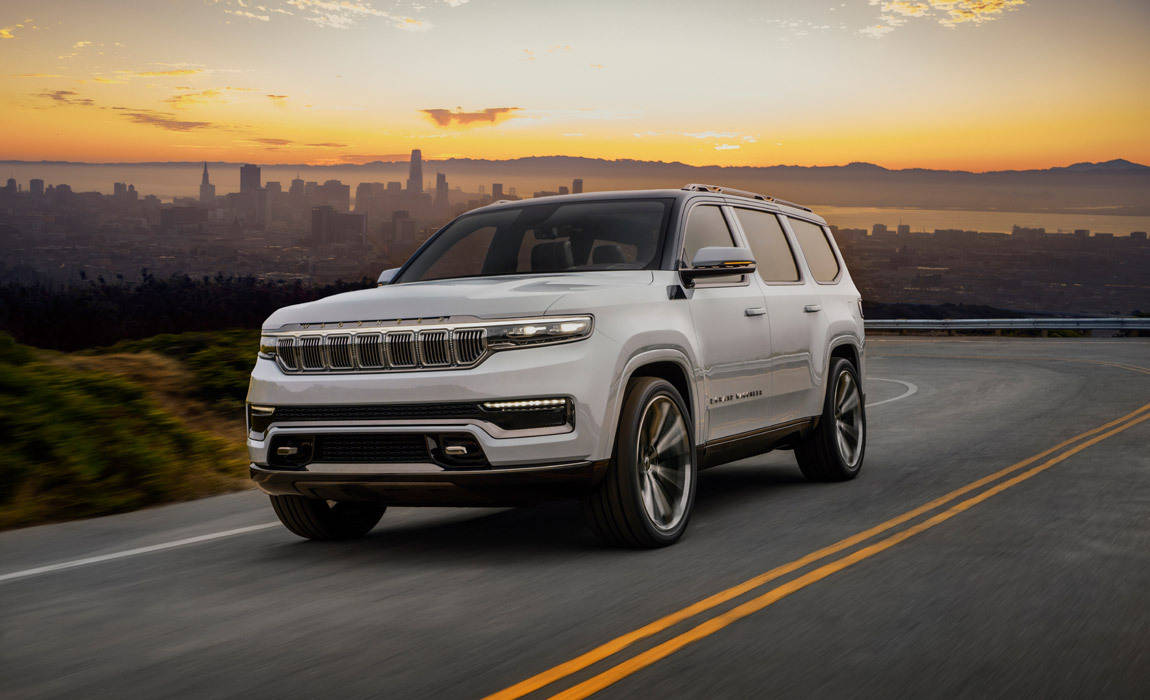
<box><xmin>487</xmin><ymin>399</ymin><xmax>1150</xmax><ymax>700</ymax></box>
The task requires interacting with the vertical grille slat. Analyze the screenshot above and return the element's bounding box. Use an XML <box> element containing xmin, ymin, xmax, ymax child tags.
<box><xmin>300</xmin><ymin>336</ymin><xmax>325</xmax><ymax>370</ymax></box>
<box><xmin>276</xmin><ymin>337</ymin><xmax>299</xmax><ymax>370</ymax></box>
<box><xmin>418</xmin><ymin>329</ymin><xmax>451</xmax><ymax>367</ymax></box>
<box><xmin>327</xmin><ymin>334</ymin><xmax>353</xmax><ymax>369</ymax></box>
<box><xmin>354</xmin><ymin>333</ymin><xmax>385</xmax><ymax>369</ymax></box>
<box><xmin>386</xmin><ymin>331</ymin><xmax>417</xmax><ymax>368</ymax></box>
<box><xmin>453</xmin><ymin>328</ymin><xmax>487</xmax><ymax>365</ymax></box>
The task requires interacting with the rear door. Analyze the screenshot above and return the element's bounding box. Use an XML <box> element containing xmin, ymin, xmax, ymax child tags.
<box><xmin>680</xmin><ymin>202</ymin><xmax>773</xmax><ymax>441</ymax></box>
<box><xmin>731</xmin><ymin>207</ymin><xmax>816</xmax><ymax>425</ymax></box>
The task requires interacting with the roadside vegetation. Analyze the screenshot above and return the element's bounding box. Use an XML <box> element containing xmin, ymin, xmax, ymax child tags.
<box><xmin>0</xmin><ymin>331</ymin><xmax>252</xmax><ymax>530</ymax></box>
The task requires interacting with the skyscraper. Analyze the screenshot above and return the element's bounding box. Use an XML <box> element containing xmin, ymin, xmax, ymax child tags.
<box><xmin>240</xmin><ymin>163</ymin><xmax>261</xmax><ymax>194</ymax></box>
<box><xmin>29</xmin><ymin>178</ymin><xmax>44</xmax><ymax>196</ymax></box>
<box><xmin>407</xmin><ymin>149</ymin><xmax>423</xmax><ymax>194</ymax></box>
<box><xmin>572</xmin><ymin>178</ymin><xmax>583</xmax><ymax>194</ymax></box>
<box><xmin>199</xmin><ymin>162</ymin><xmax>216</xmax><ymax>204</ymax></box>
<box><xmin>492</xmin><ymin>183</ymin><xmax>504</xmax><ymax>201</ymax></box>
<box><xmin>434</xmin><ymin>172</ymin><xmax>449</xmax><ymax>211</ymax></box>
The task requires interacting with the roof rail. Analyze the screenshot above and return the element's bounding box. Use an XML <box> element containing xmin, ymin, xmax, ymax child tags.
<box><xmin>681</xmin><ymin>183</ymin><xmax>812</xmax><ymax>212</ymax></box>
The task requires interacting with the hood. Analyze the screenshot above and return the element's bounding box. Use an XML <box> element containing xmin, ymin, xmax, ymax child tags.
<box><xmin>263</xmin><ymin>271</ymin><xmax>654</xmax><ymax>328</ymax></box>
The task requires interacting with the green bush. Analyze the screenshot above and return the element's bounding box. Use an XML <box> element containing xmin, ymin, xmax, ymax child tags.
<box><xmin>0</xmin><ymin>333</ymin><xmax>247</xmax><ymax>530</ymax></box>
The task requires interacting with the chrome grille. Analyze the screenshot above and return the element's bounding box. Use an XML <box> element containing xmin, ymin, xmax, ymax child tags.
<box><xmin>271</xmin><ymin>325</ymin><xmax>490</xmax><ymax>373</ymax></box>
<box><xmin>327</xmin><ymin>334</ymin><xmax>353</xmax><ymax>369</ymax></box>
<box><xmin>453</xmin><ymin>328</ymin><xmax>486</xmax><ymax>365</ymax></box>
<box><xmin>277</xmin><ymin>337</ymin><xmax>299</xmax><ymax>370</ymax></box>
<box><xmin>418</xmin><ymin>329</ymin><xmax>451</xmax><ymax>366</ymax></box>
<box><xmin>354</xmin><ymin>333</ymin><xmax>385</xmax><ymax>368</ymax></box>
<box><xmin>300</xmin><ymin>336</ymin><xmax>324</xmax><ymax>370</ymax></box>
<box><xmin>386</xmin><ymin>331</ymin><xmax>417</xmax><ymax>368</ymax></box>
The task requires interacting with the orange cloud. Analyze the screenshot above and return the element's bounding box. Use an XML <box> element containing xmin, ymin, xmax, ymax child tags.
<box><xmin>37</xmin><ymin>90</ymin><xmax>96</xmax><ymax>106</ymax></box>
<box><xmin>164</xmin><ymin>89</ymin><xmax>223</xmax><ymax>107</ymax></box>
<box><xmin>421</xmin><ymin>107</ymin><xmax>521</xmax><ymax>127</ymax></box>
<box><xmin>120</xmin><ymin>109</ymin><xmax>214</xmax><ymax>131</ymax></box>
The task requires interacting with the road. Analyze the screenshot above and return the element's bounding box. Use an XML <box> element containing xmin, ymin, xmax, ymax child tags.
<box><xmin>2</xmin><ymin>338</ymin><xmax>1148</xmax><ymax>698</ymax></box>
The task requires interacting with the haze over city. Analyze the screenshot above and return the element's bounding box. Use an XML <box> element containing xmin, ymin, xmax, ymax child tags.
<box><xmin>2</xmin><ymin>0</ymin><xmax>1148</xmax><ymax>170</ymax></box>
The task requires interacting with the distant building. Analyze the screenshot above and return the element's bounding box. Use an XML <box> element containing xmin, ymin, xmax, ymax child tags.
<box><xmin>29</xmin><ymin>178</ymin><xmax>44</xmax><ymax>196</ymax></box>
<box><xmin>114</xmin><ymin>182</ymin><xmax>127</xmax><ymax>198</ymax></box>
<box><xmin>265</xmin><ymin>181</ymin><xmax>282</xmax><ymax>195</ymax></box>
<box><xmin>434</xmin><ymin>173</ymin><xmax>449</xmax><ymax>211</ymax></box>
<box><xmin>387</xmin><ymin>181</ymin><xmax>403</xmax><ymax>193</ymax></box>
<box><xmin>315</xmin><ymin>180</ymin><xmax>350</xmax><ymax>212</ymax></box>
<box><xmin>558</xmin><ymin>186</ymin><xmax>569</xmax><ymax>195</ymax></box>
<box><xmin>240</xmin><ymin>164</ymin><xmax>261</xmax><ymax>194</ymax></box>
<box><xmin>407</xmin><ymin>149</ymin><xmax>423</xmax><ymax>194</ymax></box>
<box><xmin>1130</xmin><ymin>231</ymin><xmax>1147</xmax><ymax>242</ymax></box>
<box><xmin>492</xmin><ymin>183</ymin><xmax>504</xmax><ymax>201</ymax></box>
<box><xmin>160</xmin><ymin>205</ymin><xmax>206</xmax><ymax>233</ymax></box>
<box><xmin>872</xmin><ymin>223</ymin><xmax>888</xmax><ymax>237</ymax></box>
<box><xmin>289</xmin><ymin>177</ymin><xmax>305</xmax><ymax>197</ymax></box>
<box><xmin>199</xmin><ymin>162</ymin><xmax>216</xmax><ymax>204</ymax></box>
<box><xmin>897</xmin><ymin>224</ymin><xmax>910</xmax><ymax>236</ymax></box>
<box><xmin>572</xmin><ymin>178</ymin><xmax>583</xmax><ymax>194</ymax></box>
<box><xmin>3</xmin><ymin>178</ymin><xmax>15</xmax><ymax>193</ymax></box>
<box><xmin>311</xmin><ymin>205</ymin><xmax>365</xmax><ymax>245</ymax></box>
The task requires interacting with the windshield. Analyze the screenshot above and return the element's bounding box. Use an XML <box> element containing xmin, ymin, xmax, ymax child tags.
<box><xmin>395</xmin><ymin>198</ymin><xmax>673</xmax><ymax>283</ymax></box>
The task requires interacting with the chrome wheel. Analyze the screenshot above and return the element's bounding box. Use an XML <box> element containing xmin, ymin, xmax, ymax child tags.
<box><xmin>833</xmin><ymin>370</ymin><xmax>864</xmax><ymax>468</ymax></box>
<box><xmin>636</xmin><ymin>395</ymin><xmax>692</xmax><ymax>532</ymax></box>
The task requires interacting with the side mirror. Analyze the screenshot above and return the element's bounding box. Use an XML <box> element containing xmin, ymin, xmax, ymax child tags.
<box><xmin>679</xmin><ymin>247</ymin><xmax>756</xmax><ymax>285</ymax></box>
<box><xmin>377</xmin><ymin>267</ymin><xmax>400</xmax><ymax>286</ymax></box>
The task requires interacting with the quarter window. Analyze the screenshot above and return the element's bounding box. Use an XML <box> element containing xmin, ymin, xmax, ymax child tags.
<box><xmin>788</xmin><ymin>217</ymin><xmax>840</xmax><ymax>283</ymax></box>
<box><xmin>682</xmin><ymin>205</ymin><xmax>741</xmax><ymax>284</ymax></box>
<box><xmin>734</xmin><ymin>209</ymin><xmax>800</xmax><ymax>283</ymax></box>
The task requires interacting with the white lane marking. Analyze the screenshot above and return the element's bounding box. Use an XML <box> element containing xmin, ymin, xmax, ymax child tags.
<box><xmin>0</xmin><ymin>522</ymin><xmax>279</xmax><ymax>585</ymax></box>
<box><xmin>866</xmin><ymin>377</ymin><xmax>918</xmax><ymax>408</ymax></box>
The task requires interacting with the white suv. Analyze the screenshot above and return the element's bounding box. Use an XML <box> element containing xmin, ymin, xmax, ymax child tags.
<box><xmin>247</xmin><ymin>184</ymin><xmax>866</xmax><ymax>547</ymax></box>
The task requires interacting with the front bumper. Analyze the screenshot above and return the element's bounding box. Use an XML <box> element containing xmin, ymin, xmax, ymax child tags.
<box><xmin>250</xmin><ymin>460</ymin><xmax>608</xmax><ymax>506</ymax></box>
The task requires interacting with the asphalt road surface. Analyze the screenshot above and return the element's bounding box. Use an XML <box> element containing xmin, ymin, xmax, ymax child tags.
<box><xmin>2</xmin><ymin>338</ymin><xmax>1148</xmax><ymax>699</ymax></box>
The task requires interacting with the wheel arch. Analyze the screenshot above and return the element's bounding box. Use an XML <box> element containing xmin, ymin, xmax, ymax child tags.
<box><xmin>599</xmin><ymin>348</ymin><xmax>700</xmax><ymax>459</ymax></box>
<box><xmin>826</xmin><ymin>336</ymin><xmax>864</xmax><ymax>399</ymax></box>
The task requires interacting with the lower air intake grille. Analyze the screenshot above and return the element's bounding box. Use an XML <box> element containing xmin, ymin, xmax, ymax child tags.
<box><xmin>312</xmin><ymin>434</ymin><xmax>430</xmax><ymax>463</ymax></box>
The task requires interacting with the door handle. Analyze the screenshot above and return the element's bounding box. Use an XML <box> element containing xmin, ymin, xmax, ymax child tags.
<box><xmin>804</xmin><ymin>304</ymin><xmax>822</xmax><ymax>313</ymax></box>
<box><xmin>745</xmin><ymin>306</ymin><xmax>766</xmax><ymax>317</ymax></box>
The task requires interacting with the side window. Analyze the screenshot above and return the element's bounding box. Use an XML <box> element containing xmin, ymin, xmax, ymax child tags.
<box><xmin>682</xmin><ymin>205</ymin><xmax>741</xmax><ymax>284</ymax></box>
<box><xmin>734</xmin><ymin>209</ymin><xmax>800</xmax><ymax>283</ymax></box>
<box><xmin>788</xmin><ymin>217</ymin><xmax>840</xmax><ymax>283</ymax></box>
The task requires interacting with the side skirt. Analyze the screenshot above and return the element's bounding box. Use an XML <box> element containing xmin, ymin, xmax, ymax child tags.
<box><xmin>697</xmin><ymin>417</ymin><xmax>818</xmax><ymax>470</ymax></box>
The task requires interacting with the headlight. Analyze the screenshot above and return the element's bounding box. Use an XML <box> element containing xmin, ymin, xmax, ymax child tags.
<box><xmin>258</xmin><ymin>335</ymin><xmax>278</xmax><ymax>360</ymax></box>
<box><xmin>486</xmin><ymin>316</ymin><xmax>593</xmax><ymax>349</ymax></box>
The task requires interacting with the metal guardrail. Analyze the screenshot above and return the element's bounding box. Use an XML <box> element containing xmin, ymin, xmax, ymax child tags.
<box><xmin>865</xmin><ymin>318</ymin><xmax>1150</xmax><ymax>331</ymax></box>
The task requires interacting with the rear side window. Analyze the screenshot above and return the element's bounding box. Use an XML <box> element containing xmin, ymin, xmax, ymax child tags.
<box><xmin>682</xmin><ymin>205</ymin><xmax>741</xmax><ymax>284</ymax></box>
<box><xmin>734</xmin><ymin>209</ymin><xmax>800</xmax><ymax>283</ymax></box>
<box><xmin>788</xmin><ymin>217</ymin><xmax>840</xmax><ymax>283</ymax></box>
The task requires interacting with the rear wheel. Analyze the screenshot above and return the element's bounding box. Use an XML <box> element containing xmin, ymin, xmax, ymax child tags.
<box><xmin>269</xmin><ymin>495</ymin><xmax>385</xmax><ymax>540</ymax></box>
<box><xmin>584</xmin><ymin>377</ymin><xmax>697</xmax><ymax>548</ymax></box>
<box><xmin>795</xmin><ymin>357</ymin><xmax>866</xmax><ymax>482</ymax></box>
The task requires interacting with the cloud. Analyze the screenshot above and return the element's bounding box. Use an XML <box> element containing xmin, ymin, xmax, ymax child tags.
<box><xmin>164</xmin><ymin>89</ymin><xmax>223</xmax><ymax>107</ymax></box>
<box><xmin>250</xmin><ymin>137</ymin><xmax>293</xmax><ymax>146</ymax></box>
<box><xmin>684</xmin><ymin>131</ymin><xmax>736</xmax><ymax>139</ymax></box>
<box><xmin>863</xmin><ymin>0</ymin><xmax>1027</xmax><ymax>36</ymax></box>
<box><xmin>1</xmin><ymin>24</ymin><xmax>26</xmax><ymax>39</ymax></box>
<box><xmin>72</xmin><ymin>40</ymin><xmax>93</xmax><ymax>49</ymax></box>
<box><xmin>135</xmin><ymin>69</ymin><xmax>204</xmax><ymax>77</ymax></box>
<box><xmin>226</xmin><ymin>9</ymin><xmax>271</xmax><ymax>21</ymax></box>
<box><xmin>266</xmin><ymin>93</ymin><xmax>289</xmax><ymax>105</ymax></box>
<box><xmin>307</xmin><ymin>142</ymin><xmax>347</xmax><ymax>148</ymax></box>
<box><xmin>394</xmin><ymin>17</ymin><xmax>431</xmax><ymax>31</ymax></box>
<box><xmin>714</xmin><ymin>144</ymin><xmax>741</xmax><ymax>151</ymax></box>
<box><xmin>589</xmin><ymin>63</ymin><xmax>604</xmax><ymax>70</ymax></box>
<box><xmin>120</xmin><ymin>109</ymin><xmax>214</xmax><ymax>131</ymax></box>
<box><xmin>420</xmin><ymin>107</ymin><xmax>521</xmax><ymax>127</ymax></box>
<box><xmin>442</xmin><ymin>0</ymin><xmax>470</xmax><ymax>6</ymax></box>
<box><xmin>19</xmin><ymin>73</ymin><xmax>64</xmax><ymax>78</ymax></box>
<box><xmin>37</xmin><ymin>90</ymin><xmax>96</xmax><ymax>107</ymax></box>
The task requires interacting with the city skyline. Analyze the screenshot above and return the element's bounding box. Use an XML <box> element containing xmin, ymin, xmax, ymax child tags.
<box><xmin>1</xmin><ymin>1</ymin><xmax>1148</xmax><ymax>170</ymax></box>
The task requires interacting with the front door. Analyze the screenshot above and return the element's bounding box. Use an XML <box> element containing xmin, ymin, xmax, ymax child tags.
<box><xmin>681</xmin><ymin>203</ymin><xmax>772</xmax><ymax>442</ymax></box>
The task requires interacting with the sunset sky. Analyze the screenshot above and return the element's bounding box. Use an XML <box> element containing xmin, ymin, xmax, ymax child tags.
<box><xmin>1</xmin><ymin>0</ymin><xmax>1147</xmax><ymax>170</ymax></box>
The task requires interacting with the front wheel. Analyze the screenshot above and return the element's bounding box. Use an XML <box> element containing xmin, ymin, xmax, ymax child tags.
<box><xmin>795</xmin><ymin>357</ymin><xmax>866</xmax><ymax>482</ymax></box>
<box><xmin>584</xmin><ymin>377</ymin><xmax>697</xmax><ymax>548</ymax></box>
<box><xmin>269</xmin><ymin>495</ymin><xmax>386</xmax><ymax>540</ymax></box>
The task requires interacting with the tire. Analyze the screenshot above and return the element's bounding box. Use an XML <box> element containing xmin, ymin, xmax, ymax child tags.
<box><xmin>269</xmin><ymin>495</ymin><xmax>386</xmax><ymax>541</ymax></box>
<box><xmin>584</xmin><ymin>377</ymin><xmax>697</xmax><ymax>548</ymax></box>
<box><xmin>795</xmin><ymin>357</ymin><xmax>866</xmax><ymax>482</ymax></box>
